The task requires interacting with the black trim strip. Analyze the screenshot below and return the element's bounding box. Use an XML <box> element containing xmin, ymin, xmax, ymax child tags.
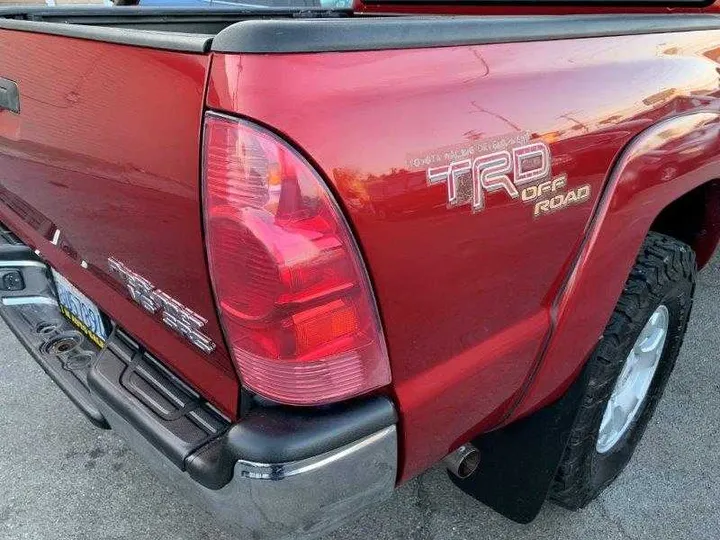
<box><xmin>0</xmin><ymin>18</ymin><xmax>213</xmax><ymax>53</ymax></box>
<box><xmin>212</xmin><ymin>13</ymin><xmax>720</xmax><ymax>53</ymax></box>
<box><xmin>2</xmin><ymin>11</ymin><xmax>719</xmax><ymax>54</ymax></box>
<box><xmin>0</xmin><ymin>18</ymin><xmax>214</xmax><ymax>52</ymax></box>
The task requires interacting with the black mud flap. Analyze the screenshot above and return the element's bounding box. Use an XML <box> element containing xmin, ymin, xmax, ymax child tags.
<box><xmin>449</xmin><ymin>365</ymin><xmax>589</xmax><ymax>524</ymax></box>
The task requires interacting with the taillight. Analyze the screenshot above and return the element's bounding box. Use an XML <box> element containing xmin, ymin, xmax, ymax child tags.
<box><xmin>202</xmin><ymin>112</ymin><xmax>391</xmax><ymax>405</ymax></box>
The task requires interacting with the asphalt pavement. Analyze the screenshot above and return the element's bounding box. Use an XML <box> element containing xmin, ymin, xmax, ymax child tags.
<box><xmin>0</xmin><ymin>251</ymin><xmax>718</xmax><ymax>540</ymax></box>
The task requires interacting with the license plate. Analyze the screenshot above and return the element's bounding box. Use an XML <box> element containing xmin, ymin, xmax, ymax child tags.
<box><xmin>52</xmin><ymin>269</ymin><xmax>108</xmax><ymax>348</ymax></box>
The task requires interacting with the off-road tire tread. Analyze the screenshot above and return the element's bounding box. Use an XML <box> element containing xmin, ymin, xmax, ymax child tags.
<box><xmin>550</xmin><ymin>232</ymin><xmax>696</xmax><ymax>509</ymax></box>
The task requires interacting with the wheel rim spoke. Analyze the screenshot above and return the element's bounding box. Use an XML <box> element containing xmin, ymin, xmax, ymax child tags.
<box><xmin>633</xmin><ymin>346</ymin><xmax>657</xmax><ymax>368</ymax></box>
<box><xmin>596</xmin><ymin>305</ymin><xmax>670</xmax><ymax>454</ymax></box>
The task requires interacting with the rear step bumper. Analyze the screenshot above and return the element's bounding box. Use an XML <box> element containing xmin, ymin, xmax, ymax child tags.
<box><xmin>0</xmin><ymin>230</ymin><xmax>398</xmax><ymax>539</ymax></box>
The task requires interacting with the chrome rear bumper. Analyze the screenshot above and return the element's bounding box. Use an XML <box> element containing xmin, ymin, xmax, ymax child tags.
<box><xmin>104</xmin><ymin>400</ymin><xmax>397</xmax><ymax>539</ymax></box>
<box><xmin>0</xmin><ymin>230</ymin><xmax>398</xmax><ymax>539</ymax></box>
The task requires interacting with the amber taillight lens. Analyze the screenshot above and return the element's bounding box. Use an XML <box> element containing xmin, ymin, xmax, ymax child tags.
<box><xmin>202</xmin><ymin>113</ymin><xmax>391</xmax><ymax>405</ymax></box>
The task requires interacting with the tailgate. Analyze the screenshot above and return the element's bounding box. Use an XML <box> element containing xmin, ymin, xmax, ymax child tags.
<box><xmin>0</xmin><ymin>28</ymin><xmax>239</xmax><ymax>416</ymax></box>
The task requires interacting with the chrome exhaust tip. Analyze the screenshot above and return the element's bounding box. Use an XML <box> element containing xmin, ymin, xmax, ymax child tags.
<box><xmin>444</xmin><ymin>443</ymin><xmax>481</xmax><ymax>479</ymax></box>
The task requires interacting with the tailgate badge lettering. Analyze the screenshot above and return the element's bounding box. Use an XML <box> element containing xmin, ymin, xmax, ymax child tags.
<box><xmin>108</xmin><ymin>257</ymin><xmax>216</xmax><ymax>354</ymax></box>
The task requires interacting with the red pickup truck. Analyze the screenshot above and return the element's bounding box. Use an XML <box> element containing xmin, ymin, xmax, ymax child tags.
<box><xmin>0</xmin><ymin>1</ymin><xmax>718</xmax><ymax>537</ymax></box>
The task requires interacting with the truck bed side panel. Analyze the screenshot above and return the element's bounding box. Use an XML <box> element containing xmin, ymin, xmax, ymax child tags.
<box><xmin>207</xmin><ymin>29</ymin><xmax>720</xmax><ymax>480</ymax></box>
<box><xmin>0</xmin><ymin>31</ymin><xmax>238</xmax><ymax>416</ymax></box>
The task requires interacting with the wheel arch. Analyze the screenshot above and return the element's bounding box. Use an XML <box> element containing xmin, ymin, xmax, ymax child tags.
<box><xmin>448</xmin><ymin>111</ymin><xmax>720</xmax><ymax>525</ymax></box>
<box><xmin>650</xmin><ymin>179</ymin><xmax>720</xmax><ymax>269</ymax></box>
<box><xmin>512</xmin><ymin>111</ymin><xmax>720</xmax><ymax>421</ymax></box>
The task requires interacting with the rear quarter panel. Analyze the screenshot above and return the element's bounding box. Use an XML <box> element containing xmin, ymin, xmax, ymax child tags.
<box><xmin>208</xmin><ymin>30</ymin><xmax>720</xmax><ymax>481</ymax></box>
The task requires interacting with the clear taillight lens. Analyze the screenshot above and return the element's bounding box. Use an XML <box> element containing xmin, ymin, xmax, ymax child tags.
<box><xmin>202</xmin><ymin>112</ymin><xmax>391</xmax><ymax>405</ymax></box>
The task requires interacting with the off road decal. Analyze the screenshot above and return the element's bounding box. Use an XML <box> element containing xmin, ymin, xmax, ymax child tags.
<box><xmin>409</xmin><ymin>133</ymin><xmax>591</xmax><ymax>217</ymax></box>
<box><xmin>522</xmin><ymin>175</ymin><xmax>592</xmax><ymax>217</ymax></box>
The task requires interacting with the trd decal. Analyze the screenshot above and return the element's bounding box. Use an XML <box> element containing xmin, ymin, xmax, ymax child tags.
<box><xmin>416</xmin><ymin>132</ymin><xmax>591</xmax><ymax>217</ymax></box>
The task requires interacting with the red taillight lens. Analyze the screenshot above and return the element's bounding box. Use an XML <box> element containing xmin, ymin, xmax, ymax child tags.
<box><xmin>202</xmin><ymin>113</ymin><xmax>391</xmax><ymax>405</ymax></box>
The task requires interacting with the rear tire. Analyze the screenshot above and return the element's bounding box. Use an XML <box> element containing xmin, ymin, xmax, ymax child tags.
<box><xmin>550</xmin><ymin>232</ymin><xmax>696</xmax><ymax>509</ymax></box>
